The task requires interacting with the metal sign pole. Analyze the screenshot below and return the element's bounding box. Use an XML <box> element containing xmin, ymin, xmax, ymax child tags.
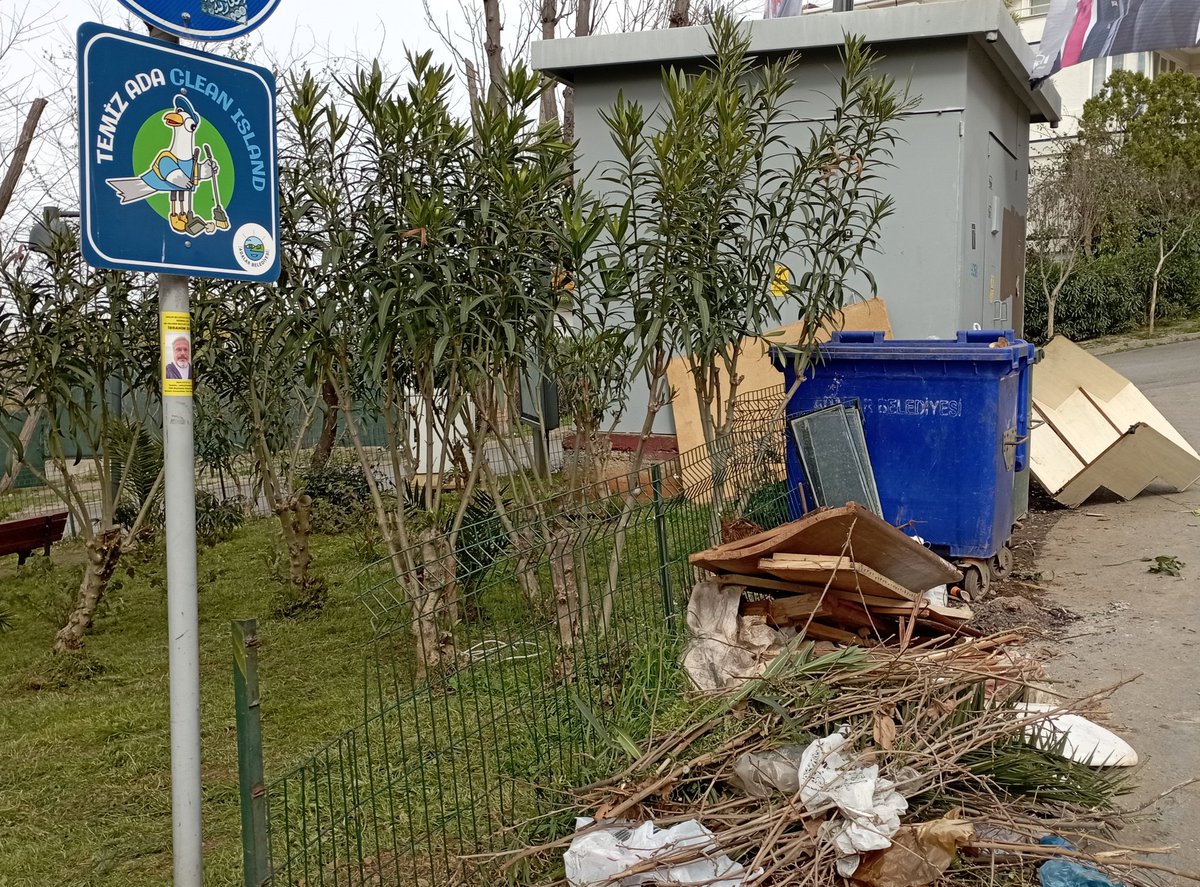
<box><xmin>148</xmin><ymin>25</ymin><xmax>203</xmax><ymax>887</ymax></box>
<box><xmin>79</xmin><ymin>16</ymin><xmax>278</xmax><ymax>881</ymax></box>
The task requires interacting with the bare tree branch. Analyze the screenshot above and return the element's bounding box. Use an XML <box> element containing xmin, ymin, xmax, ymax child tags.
<box><xmin>0</xmin><ymin>96</ymin><xmax>46</xmax><ymax>225</ymax></box>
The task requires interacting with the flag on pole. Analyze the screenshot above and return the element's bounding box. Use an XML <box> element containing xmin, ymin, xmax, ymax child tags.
<box><xmin>1032</xmin><ymin>0</ymin><xmax>1200</xmax><ymax>82</ymax></box>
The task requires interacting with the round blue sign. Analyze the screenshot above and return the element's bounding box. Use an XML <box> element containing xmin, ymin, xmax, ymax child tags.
<box><xmin>113</xmin><ymin>0</ymin><xmax>282</xmax><ymax>41</ymax></box>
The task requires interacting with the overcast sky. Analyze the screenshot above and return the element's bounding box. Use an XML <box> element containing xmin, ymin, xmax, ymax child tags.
<box><xmin>2</xmin><ymin>0</ymin><xmax>466</xmax><ymax>237</ymax></box>
<box><xmin>13</xmin><ymin>0</ymin><xmax>446</xmax><ymax>79</ymax></box>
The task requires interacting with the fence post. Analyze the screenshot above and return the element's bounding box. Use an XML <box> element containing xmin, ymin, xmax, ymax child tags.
<box><xmin>232</xmin><ymin>619</ymin><xmax>271</xmax><ymax>886</ymax></box>
<box><xmin>651</xmin><ymin>465</ymin><xmax>676</xmax><ymax>629</ymax></box>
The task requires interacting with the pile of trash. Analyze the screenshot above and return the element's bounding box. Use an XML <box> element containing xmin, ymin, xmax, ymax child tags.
<box><xmin>683</xmin><ymin>505</ymin><xmax>972</xmax><ymax>690</ymax></box>
<box><xmin>533</xmin><ymin>637</ymin><xmax>1156</xmax><ymax>887</ymax></box>
<box><xmin>489</xmin><ymin>509</ymin><xmax>1185</xmax><ymax>887</ymax></box>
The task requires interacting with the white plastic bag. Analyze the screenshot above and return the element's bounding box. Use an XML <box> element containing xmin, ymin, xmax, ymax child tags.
<box><xmin>564</xmin><ymin>818</ymin><xmax>752</xmax><ymax>887</ymax></box>
<box><xmin>1015</xmin><ymin>703</ymin><xmax>1138</xmax><ymax>767</ymax></box>
<box><xmin>797</xmin><ymin>731</ymin><xmax>908</xmax><ymax>876</ymax></box>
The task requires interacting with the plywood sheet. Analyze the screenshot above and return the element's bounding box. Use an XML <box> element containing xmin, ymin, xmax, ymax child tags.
<box><xmin>1056</xmin><ymin>423</ymin><xmax>1200</xmax><ymax>507</ymax></box>
<box><xmin>1031</xmin><ymin>336</ymin><xmax>1200</xmax><ymax>505</ymax></box>
<box><xmin>1095</xmin><ymin>386</ymin><xmax>1197</xmax><ymax>455</ymax></box>
<box><xmin>666</xmin><ymin>299</ymin><xmax>893</xmax><ymax>458</ymax></box>
<box><xmin>1034</xmin><ymin>337</ymin><xmax>1131</xmax><ymax>409</ymax></box>
<box><xmin>1039</xmin><ymin>390</ymin><xmax>1119</xmax><ymax>463</ymax></box>
<box><xmin>690</xmin><ymin>503</ymin><xmax>962</xmax><ymax>590</ymax></box>
<box><xmin>1029</xmin><ymin>407</ymin><xmax>1085</xmax><ymax>495</ymax></box>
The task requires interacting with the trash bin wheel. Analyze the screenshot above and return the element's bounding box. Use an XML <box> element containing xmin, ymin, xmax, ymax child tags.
<box><xmin>990</xmin><ymin>544</ymin><xmax>1014</xmax><ymax>580</ymax></box>
<box><xmin>960</xmin><ymin>563</ymin><xmax>990</xmax><ymax>600</ymax></box>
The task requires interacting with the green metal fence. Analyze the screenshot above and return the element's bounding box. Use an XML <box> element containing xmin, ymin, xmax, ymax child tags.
<box><xmin>236</xmin><ymin>399</ymin><xmax>793</xmax><ymax>887</ymax></box>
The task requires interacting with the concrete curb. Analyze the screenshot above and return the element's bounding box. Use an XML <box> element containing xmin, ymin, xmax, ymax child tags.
<box><xmin>1083</xmin><ymin>330</ymin><xmax>1200</xmax><ymax>356</ymax></box>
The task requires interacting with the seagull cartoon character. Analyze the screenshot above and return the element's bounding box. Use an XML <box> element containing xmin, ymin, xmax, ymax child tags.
<box><xmin>105</xmin><ymin>95</ymin><xmax>223</xmax><ymax>236</ymax></box>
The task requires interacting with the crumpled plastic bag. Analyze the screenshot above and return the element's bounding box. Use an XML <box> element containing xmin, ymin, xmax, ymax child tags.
<box><xmin>797</xmin><ymin>731</ymin><xmax>908</xmax><ymax>876</ymax></box>
<box><xmin>851</xmin><ymin>819</ymin><xmax>975</xmax><ymax>887</ymax></box>
<box><xmin>1038</xmin><ymin>836</ymin><xmax>1124</xmax><ymax>887</ymax></box>
<box><xmin>728</xmin><ymin>745</ymin><xmax>808</xmax><ymax>798</ymax></box>
<box><xmin>1015</xmin><ymin>704</ymin><xmax>1138</xmax><ymax>767</ymax></box>
<box><xmin>564</xmin><ymin>817</ymin><xmax>753</xmax><ymax>887</ymax></box>
<box><xmin>682</xmin><ymin>579</ymin><xmax>784</xmax><ymax>691</ymax></box>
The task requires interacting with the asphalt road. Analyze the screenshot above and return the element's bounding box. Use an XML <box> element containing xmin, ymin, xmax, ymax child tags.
<box><xmin>1035</xmin><ymin>339</ymin><xmax>1200</xmax><ymax>880</ymax></box>
<box><xmin>1103</xmin><ymin>340</ymin><xmax>1200</xmax><ymax>448</ymax></box>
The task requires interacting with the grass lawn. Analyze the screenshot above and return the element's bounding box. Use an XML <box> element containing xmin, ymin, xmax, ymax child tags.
<box><xmin>0</xmin><ymin>518</ymin><xmax>386</xmax><ymax>886</ymax></box>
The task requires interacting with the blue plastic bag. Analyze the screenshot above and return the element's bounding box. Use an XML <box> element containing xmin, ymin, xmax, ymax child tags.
<box><xmin>1037</xmin><ymin>836</ymin><xmax>1123</xmax><ymax>887</ymax></box>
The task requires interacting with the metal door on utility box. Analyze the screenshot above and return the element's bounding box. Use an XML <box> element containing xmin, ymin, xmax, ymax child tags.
<box><xmin>983</xmin><ymin>134</ymin><xmax>1026</xmax><ymax>334</ymax></box>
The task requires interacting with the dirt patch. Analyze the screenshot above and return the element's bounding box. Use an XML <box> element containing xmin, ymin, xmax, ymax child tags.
<box><xmin>970</xmin><ymin>487</ymin><xmax>1078</xmax><ymax>636</ymax></box>
<box><xmin>971</xmin><ymin>594</ymin><xmax>1074</xmax><ymax>635</ymax></box>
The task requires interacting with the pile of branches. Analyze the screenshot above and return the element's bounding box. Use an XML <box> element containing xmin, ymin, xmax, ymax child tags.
<box><xmin>499</xmin><ymin>633</ymin><xmax>1198</xmax><ymax>887</ymax></box>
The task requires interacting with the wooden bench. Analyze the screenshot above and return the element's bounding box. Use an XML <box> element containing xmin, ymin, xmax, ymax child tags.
<box><xmin>0</xmin><ymin>511</ymin><xmax>69</xmax><ymax>565</ymax></box>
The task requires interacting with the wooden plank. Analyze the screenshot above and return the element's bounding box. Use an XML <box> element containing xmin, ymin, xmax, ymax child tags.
<box><xmin>758</xmin><ymin>556</ymin><xmax>919</xmax><ymax>602</ymax></box>
<box><xmin>1095</xmin><ymin>386</ymin><xmax>1198</xmax><ymax>456</ymax></box>
<box><xmin>767</xmin><ymin>553</ymin><xmax>849</xmax><ymax>569</ymax></box>
<box><xmin>800</xmin><ymin>621</ymin><xmax>864</xmax><ymax>644</ymax></box>
<box><xmin>741</xmin><ymin>596</ymin><xmax>831</xmax><ymax>626</ymax></box>
<box><xmin>690</xmin><ymin>503</ymin><xmax>962</xmax><ymax>590</ymax></box>
<box><xmin>828</xmin><ymin>589</ymin><xmax>972</xmax><ymax>621</ymax></box>
<box><xmin>715</xmin><ymin>574</ymin><xmax>831</xmax><ymax>596</ymax></box>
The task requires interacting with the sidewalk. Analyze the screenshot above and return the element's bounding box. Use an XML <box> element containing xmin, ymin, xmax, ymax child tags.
<box><xmin>1037</xmin><ymin>484</ymin><xmax>1200</xmax><ymax>877</ymax></box>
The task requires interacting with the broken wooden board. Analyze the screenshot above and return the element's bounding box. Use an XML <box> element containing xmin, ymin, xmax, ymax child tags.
<box><xmin>690</xmin><ymin>503</ymin><xmax>962</xmax><ymax>590</ymax></box>
<box><xmin>758</xmin><ymin>555</ymin><xmax>918</xmax><ymax>602</ymax></box>
<box><xmin>741</xmin><ymin>595</ymin><xmax>832</xmax><ymax>626</ymax></box>
<box><xmin>829</xmin><ymin>589</ymin><xmax>972</xmax><ymax>622</ymax></box>
<box><xmin>715</xmin><ymin>573</ymin><xmax>832</xmax><ymax>597</ymax></box>
<box><xmin>1031</xmin><ymin>336</ymin><xmax>1200</xmax><ymax>506</ymax></box>
<box><xmin>798</xmin><ymin>621</ymin><xmax>866</xmax><ymax>644</ymax></box>
<box><xmin>665</xmin><ymin>299</ymin><xmax>893</xmax><ymax>458</ymax></box>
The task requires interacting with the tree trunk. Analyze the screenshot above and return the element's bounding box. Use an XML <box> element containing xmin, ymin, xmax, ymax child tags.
<box><xmin>561</xmin><ymin>0</ymin><xmax>592</xmax><ymax>142</ymax></box>
<box><xmin>483</xmin><ymin>0</ymin><xmax>505</xmax><ymax>107</ymax></box>
<box><xmin>550</xmin><ymin>523</ymin><xmax>586</xmax><ymax>646</ymax></box>
<box><xmin>514</xmin><ymin>542</ymin><xmax>542</xmax><ymax>608</ymax></box>
<box><xmin>1047</xmin><ymin>294</ymin><xmax>1056</xmax><ymax>339</ymax></box>
<box><xmin>466</xmin><ymin>60</ymin><xmax>482</xmax><ymax>109</ymax></box>
<box><xmin>309</xmin><ymin>380</ymin><xmax>339</xmax><ymax>471</ymax></box>
<box><xmin>668</xmin><ymin>0</ymin><xmax>691</xmax><ymax>28</ymax></box>
<box><xmin>53</xmin><ymin>529</ymin><xmax>124</xmax><ymax>655</ymax></box>
<box><xmin>539</xmin><ymin>0</ymin><xmax>560</xmax><ymax>126</ymax></box>
<box><xmin>412</xmin><ymin>527</ymin><xmax>456</xmax><ymax>681</ymax></box>
<box><xmin>272</xmin><ymin>494</ymin><xmax>326</xmax><ymax>615</ymax></box>
<box><xmin>279</xmin><ymin>495</ymin><xmax>313</xmax><ymax>586</ymax></box>
<box><xmin>1150</xmin><ymin>239</ymin><xmax>1167</xmax><ymax>334</ymax></box>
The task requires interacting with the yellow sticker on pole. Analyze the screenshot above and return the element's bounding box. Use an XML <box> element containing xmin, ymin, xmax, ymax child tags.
<box><xmin>161</xmin><ymin>312</ymin><xmax>193</xmax><ymax>397</ymax></box>
<box><xmin>771</xmin><ymin>264</ymin><xmax>790</xmax><ymax>298</ymax></box>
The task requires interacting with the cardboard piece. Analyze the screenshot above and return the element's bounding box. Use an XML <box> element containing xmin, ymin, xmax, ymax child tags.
<box><xmin>1031</xmin><ymin>337</ymin><xmax>1200</xmax><ymax>506</ymax></box>
<box><xmin>666</xmin><ymin>299</ymin><xmax>893</xmax><ymax>457</ymax></box>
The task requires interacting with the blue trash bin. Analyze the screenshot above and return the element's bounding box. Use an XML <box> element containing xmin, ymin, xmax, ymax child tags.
<box><xmin>773</xmin><ymin>330</ymin><xmax>1036</xmax><ymax>564</ymax></box>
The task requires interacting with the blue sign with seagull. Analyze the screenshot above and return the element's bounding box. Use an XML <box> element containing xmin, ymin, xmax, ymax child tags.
<box><xmin>111</xmin><ymin>0</ymin><xmax>283</xmax><ymax>41</ymax></box>
<box><xmin>78</xmin><ymin>23</ymin><xmax>279</xmax><ymax>282</ymax></box>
